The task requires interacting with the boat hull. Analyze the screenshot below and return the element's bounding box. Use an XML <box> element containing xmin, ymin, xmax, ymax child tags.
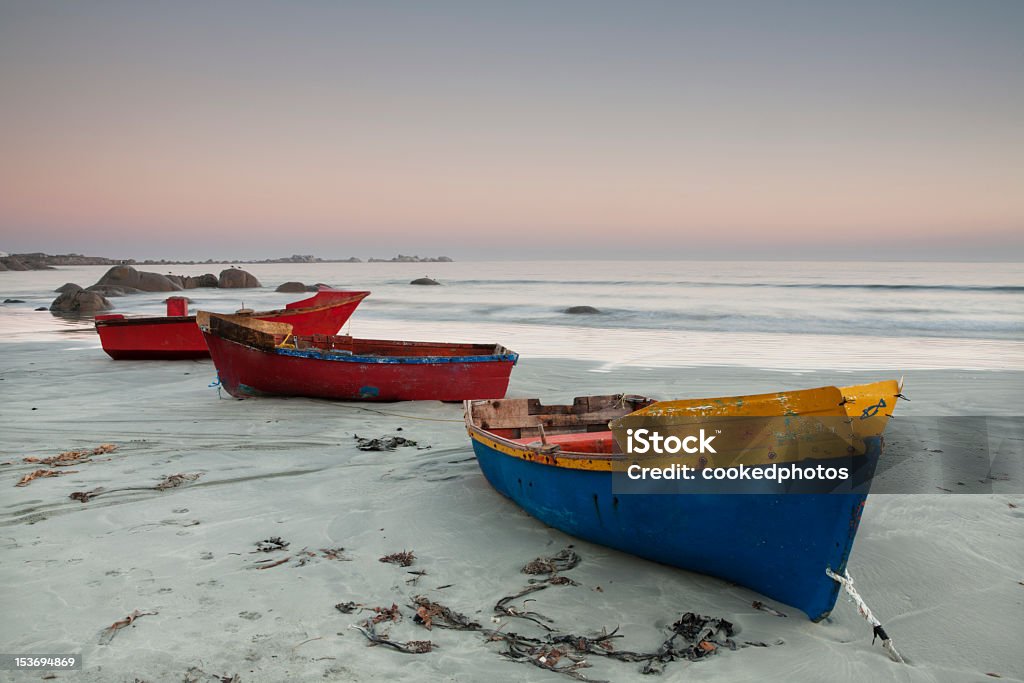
<box><xmin>95</xmin><ymin>290</ymin><xmax>368</xmax><ymax>360</ymax></box>
<box><xmin>203</xmin><ymin>334</ymin><xmax>517</xmax><ymax>401</ymax></box>
<box><xmin>469</xmin><ymin>432</ymin><xmax>881</xmax><ymax>621</ymax></box>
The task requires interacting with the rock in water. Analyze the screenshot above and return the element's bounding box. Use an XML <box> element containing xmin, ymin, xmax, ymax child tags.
<box><xmin>564</xmin><ymin>305</ymin><xmax>601</xmax><ymax>314</ymax></box>
<box><xmin>55</xmin><ymin>282</ymin><xmax>82</xmax><ymax>293</ymax></box>
<box><xmin>410</xmin><ymin>277</ymin><xmax>441</xmax><ymax>286</ymax></box>
<box><xmin>275</xmin><ymin>281</ymin><xmax>308</xmax><ymax>293</ymax></box>
<box><xmin>189</xmin><ymin>273</ymin><xmax>219</xmax><ymax>288</ymax></box>
<box><xmin>218</xmin><ymin>268</ymin><xmax>261</xmax><ymax>288</ymax></box>
<box><xmin>86</xmin><ymin>284</ymin><xmax>145</xmax><ymax>297</ymax></box>
<box><xmin>50</xmin><ymin>289</ymin><xmax>112</xmax><ymax>313</ymax></box>
<box><xmin>4</xmin><ymin>298</ymin><xmax>25</xmax><ymax>303</ymax></box>
<box><xmin>94</xmin><ymin>265</ymin><xmax>182</xmax><ymax>292</ymax></box>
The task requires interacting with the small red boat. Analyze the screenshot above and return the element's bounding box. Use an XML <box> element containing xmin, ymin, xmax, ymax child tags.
<box><xmin>95</xmin><ymin>288</ymin><xmax>370</xmax><ymax>360</ymax></box>
<box><xmin>198</xmin><ymin>312</ymin><xmax>518</xmax><ymax>401</ymax></box>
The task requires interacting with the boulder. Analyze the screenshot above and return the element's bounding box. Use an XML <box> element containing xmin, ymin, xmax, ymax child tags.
<box><xmin>86</xmin><ymin>284</ymin><xmax>145</xmax><ymax>297</ymax></box>
<box><xmin>410</xmin><ymin>277</ymin><xmax>441</xmax><ymax>286</ymax></box>
<box><xmin>94</xmin><ymin>265</ymin><xmax>182</xmax><ymax>292</ymax></box>
<box><xmin>50</xmin><ymin>289</ymin><xmax>112</xmax><ymax>313</ymax></box>
<box><xmin>35</xmin><ymin>307</ymin><xmax>47</xmax><ymax>311</ymax></box>
<box><xmin>275</xmin><ymin>281</ymin><xmax>309</xmax><ymax>293</ymax></box>
<box><xmin>55</xmin><ymin>282</ymin><xmax>82</xmax><ymax>293</ymax></box>
<box><xmin>218</xmin><ymin>268</ymin><xmax>261</xmax><ymax>288</ymax></box>
<box><xmin>188</xmin><ymin>273</ymin><xmax>219</xmax><ymax>288</ymax></box>
<box><xmin>564</xmin><ymin>306</ymin><xmax>602</xmax><ymax>315</ymax></box>
<box><xmin>4</xmin><ymin>298</ymin><xmax>26</xmax><ymax>303</ymax></box>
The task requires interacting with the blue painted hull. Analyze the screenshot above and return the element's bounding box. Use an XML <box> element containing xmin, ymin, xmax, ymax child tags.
<box><xmin>471</xmin><ymin>437</ymin><xmax>882</xmax><ymax>620</ymax></box>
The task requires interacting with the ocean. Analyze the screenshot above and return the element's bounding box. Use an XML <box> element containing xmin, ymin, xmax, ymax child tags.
<box><xmin>2</xmin><ymin>260</ymin><xmax>1021</xmax><ymax>371</ymax></box>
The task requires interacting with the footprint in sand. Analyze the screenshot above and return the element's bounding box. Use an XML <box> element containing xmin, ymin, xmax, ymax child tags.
<box><xmin>238</xmin><ymin>611</ymin><xmax>263</xmax><ymax>621</ymax></box>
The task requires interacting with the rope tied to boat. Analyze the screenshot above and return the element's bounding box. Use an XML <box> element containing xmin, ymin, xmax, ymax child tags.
<box><xmin>826</xmin><ymin>567</ymin><xmax>904</xmax><ymax>663</ymax></box>
<box><xmin>208</xmin><ymin>374</ymin><xmax>222</xmax><ymax>399</ymax></box>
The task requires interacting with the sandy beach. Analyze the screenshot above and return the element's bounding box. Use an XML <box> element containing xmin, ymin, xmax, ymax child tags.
<box><xmin>2</xmin><ymin>309</ymin><xmax>1021</xmax><ymax>683</ymax></box>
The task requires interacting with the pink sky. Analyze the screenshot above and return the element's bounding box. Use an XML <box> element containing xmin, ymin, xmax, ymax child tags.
<box><xmin>1</xmin><ymin>2</ymin><xmax>1021</xmax><ymax>260</ymax></box>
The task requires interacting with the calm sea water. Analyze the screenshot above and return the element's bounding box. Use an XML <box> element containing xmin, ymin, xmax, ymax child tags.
<box><xmin>1</xmin><ymin>260</ymin><xmax>1021</xmax><ymax>371</ymax></box>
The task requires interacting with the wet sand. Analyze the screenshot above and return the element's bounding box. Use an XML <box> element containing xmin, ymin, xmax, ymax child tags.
<box><xmin>1</xmin><ymin>337</ymin><xmax>1022</xmax><ymax>682</ymax></box>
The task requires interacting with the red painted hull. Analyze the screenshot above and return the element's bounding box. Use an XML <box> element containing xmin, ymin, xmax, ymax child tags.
<box><xmin>202</xmin><ymin>332</ymin><xmax>518</xmax><ymax>401</ymax></box>
<box><xmin>95</xmin><ymin>290</ymin><xmax>369</xmax><ymax>360</ymax></box>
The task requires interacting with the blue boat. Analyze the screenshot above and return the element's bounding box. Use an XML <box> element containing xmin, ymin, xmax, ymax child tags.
<box><xmin>465</xmin><ymin>382</ymin><xmax>900</xmax><ymax>620</ymax></box>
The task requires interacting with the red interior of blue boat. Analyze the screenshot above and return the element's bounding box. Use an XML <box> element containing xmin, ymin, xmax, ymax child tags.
<box><xmin>508</xmin><ymin>431</ymin><xmax>620</xmax><ymax>454</ymax></box>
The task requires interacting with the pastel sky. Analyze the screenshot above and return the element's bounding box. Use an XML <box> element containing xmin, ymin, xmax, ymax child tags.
<box><xmin>0</xmin><ymin>1</ymin><xmax>1021</xmax><ymax>260</ymax></box>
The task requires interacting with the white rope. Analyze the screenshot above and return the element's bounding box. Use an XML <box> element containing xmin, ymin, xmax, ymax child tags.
<box><xmin>826</xmin><ymin>567</ymin><xmax>904</xmax><ymax>663</ymax></box>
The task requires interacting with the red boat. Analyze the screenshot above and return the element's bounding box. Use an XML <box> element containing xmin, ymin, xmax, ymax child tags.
<box><xmin>198</xmin><ymin>312</ymin><xmax>518</xmax><ymax>401</ymax></box>
<box><xmin>95</xmin><ymin>288</ymin><xmax>370</xmax><ymax>360</ymax></box>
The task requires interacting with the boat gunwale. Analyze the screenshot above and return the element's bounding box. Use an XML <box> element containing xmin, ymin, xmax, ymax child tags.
<box><xmin>275</xmin><ymin>345</ymin><xmax>519</xmax><ymax>365</ymax></box>
<box><xmin>201</xmin><ymin>322</ymin><xmax>519</xmax><ymax>366</ymax></box>
<box><xmin>95</xmin><ymin>290</ymin><xmax>370</xmax><ymax>329</ymax></box>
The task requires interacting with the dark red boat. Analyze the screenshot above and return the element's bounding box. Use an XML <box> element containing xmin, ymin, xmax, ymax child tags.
<box><xmin>95</xmin><ymin>288</ymin><xmax>370</xmax><ymax>360</ymax></box>
<box><xmin>198</xmin><ymin>312</ymin><xmax>518</xmax><ymax>401</ymax></box>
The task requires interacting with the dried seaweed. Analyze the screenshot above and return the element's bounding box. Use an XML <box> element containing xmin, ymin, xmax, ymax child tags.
<box><xmin>638</xmin><ymin>613</ymin><xmax>737</xmax><ymax>674</ymax></box>
<box><xmin>350</xmin><ymin>620</ymin><xmax>433</xmax><ymax>654</ymax></box>
<box><xmin>252</xmin><ymin>557</ymin><xmax>290</xmax><ymax>570</ymax></box>
<box><xmin>379</xmin><ymin>550</ymin><xmax>415</xmax><ymax>567</ymax></box>
<box><xmin>335</xmin><ymin>602</ymin><xmax>361</xmax><ymax>614</ymax></box>
<box><xmin>494</xmin><ymin>636</ymin><xmax>598</xmax><ymax>681</ymax></box>
<box><xmin>254</xmin><ymin>537</ymin><xmax>290</xmax><ymax>553</ymax></box>
<box><xmin>411</xmin><ymin>596</ymin><xmax>481</xmax><ymax>631</ymax></box>
<box><xmin>24</xmin><ymin>444</ymin><xmax>117</xmax><ymax>467</ymax></box>
<box><xmin>68</xmin><ymin>472</ymin><xmax>202</xmax><ymax>502</ymax></box>
<box><xmin>354</xmin><ymin>435</ymin><xmax>419</xmax><ymax>451</ymax></box>
<box><xmin>495</xmin><ymin>584</ymin><xmax>555</xmax><ymax>631</ymax></box>
<box><xmin>16</xmin><ymin>468</ymin><xmax>79</xmax><ymax>487</ymax></box>
<box><xmin>320</xmin><ymin>547</ymin><xmax>349</xmax><ymax>561</ymax></box>
<box><xmin>345</xmin><ymin>546</ymin><xmax>776</xmax><ymax>678</ymax></box>
<box><xmin>369</xmin><ymin>603</ymin><xmax>402</xmax><ymax>625</ymax></box>
<box><xmin>99</xmin><ymin>609</ymin><xmax>157</xmax><ymax>645</ymax></box>
<box><xmin>154</xmin><ymin>473</ymin><xmax>200</xmax><ymax>490</ymax></box>
<box><xmin>522</xmin><ymin>547</ymin><xmax>581</xmax><ymax>575</ymax></box>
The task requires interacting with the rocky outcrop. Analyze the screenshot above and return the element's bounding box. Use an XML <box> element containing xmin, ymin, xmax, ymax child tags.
<box><xmin>564</xmin><ymin>306</ymin><xmax>602</xmax><ymax>314</ymax></box>
<box><xmin>94</xmin><ymin>265</ymin><xmax>182</xmax><ymax>292</ymax></box>
<box><xmin>218</xmin><ymin>268</ymin><xmax>261</xmax><ymax>288</ymax></box>
<box><xmin>371</xmin><ymin>255</ymin><xmax>453</xmax><ymax>263</ymax></box>
<box><xmin>4</xmin><ymin>252</ymin><xmax>129</xmax><ymax>267</ymax></box>
<box><xmin>166</xmin><ymin>273</ymin><xmax>219</xmax><ymax>289</ymax></box>
<box><xmin>0</xmin><ymin>261</ymin><xmax>7</xmax><ymax>271</ymax></box>
<box><xmin>188</xmin><ymin>273</ymin><xmax>219</xmax><ymax>288</ymax></box>
<box><xmin>2</xmin><ymin>257</ymin><xmax>29</xmax><ymax>271</ymax></box>
<box><xmin>4</xmin><ymin>298</ymin><xmax>25</xmax><ymax>303</ymax></box>
<box><xmin>50</xmin><ymin>286</ymin><xmax>112</xmax><ymax>313</ymax></box>
<box><xmin>275</xmin><ymin>281</ymin><xmax>315</xmax><ymax>293</ymax></box>
<box><xmin>86</xmin><ymin>284</ymin><xmax>145</xmax><ymax>297</ymax></box>
<box><xmin>410</xmin><ymin>277</ymin><xmax>441</xmax><ymax>285</ymax></box>
<box><xmin>55</xmin><ymin>282</ymin><xmax>82</xmax><ymax>293</ymax></box>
